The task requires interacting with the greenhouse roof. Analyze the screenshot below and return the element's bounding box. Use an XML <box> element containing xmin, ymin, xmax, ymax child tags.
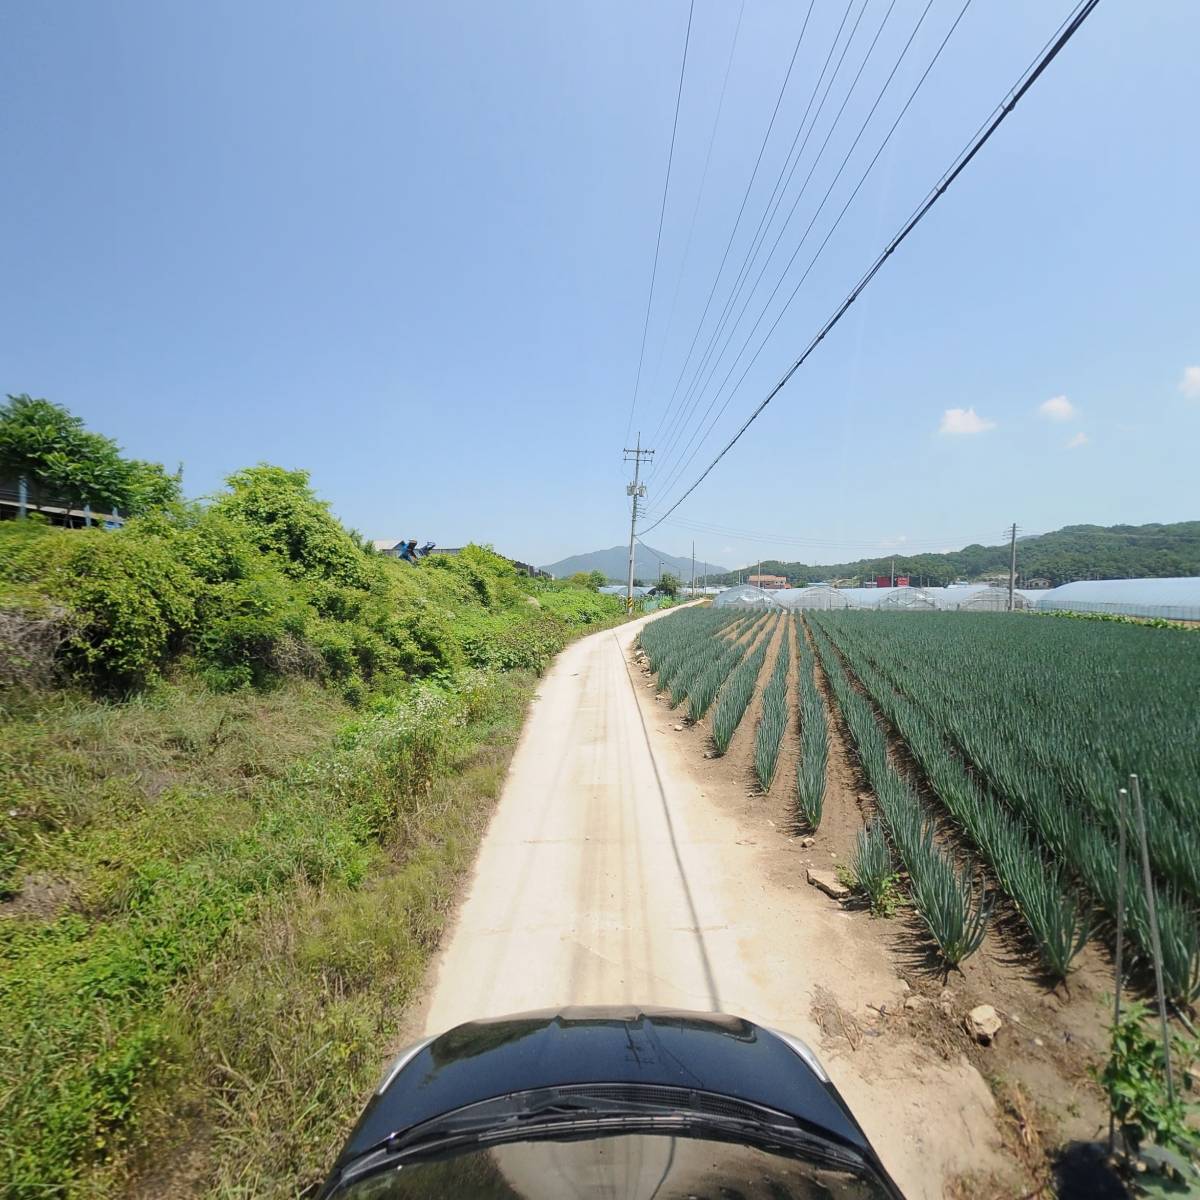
<box><xmin>712</xmin><ymin>583</ymin><xmax>781</xmax><ymax>609</ymax></box>
<box><xmin>1038</xmin><ymin>578</ymin><xmax>1200</xmax><ymax>605</ymax></box>
<box><xmin>1035</xmin><ymin>577</ymin><xmax>1200</xmax><ymax>619</ymax></box>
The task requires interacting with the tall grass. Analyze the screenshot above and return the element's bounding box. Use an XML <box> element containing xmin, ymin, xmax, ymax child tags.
<box><xmin>0</xmin><ymin>671</ymin><xmax>534</xmax><ymax>1197</ymax></box>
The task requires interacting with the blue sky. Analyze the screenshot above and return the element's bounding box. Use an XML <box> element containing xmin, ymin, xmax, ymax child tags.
<box><xmin>2</xmin><ymin>0</ymin><xmax>1196</xmax><ymax>571</ymax></box>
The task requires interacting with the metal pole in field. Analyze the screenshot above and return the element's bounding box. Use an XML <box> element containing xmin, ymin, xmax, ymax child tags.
<box><xmin>1109</xmin><ymin>785</ymin><xmax>1129</xmax><ymax>1156</ymax></box>
<box><xmin>18</xmin><ymin>474</ymin><xmax>27</xmax><ymax>518</ymax></box>
<box><xmin>1008</xmin><ymin>522</ymin><xmax>1018</xmax><ymax>611</ymax></box>
<box><xmin>623</xmin><ymin>436</ymin><xmax>653</xmax><ymax>614</ymax></box>
<box><xmin>1130</xmin><ymin>773</ymin><xmax>1175</xmax><ymax>1104</ymax></box>
<box><xmin>691</xmin><ymin>541</ymin><xmax>695</xmax><ymax>598</ymax></box>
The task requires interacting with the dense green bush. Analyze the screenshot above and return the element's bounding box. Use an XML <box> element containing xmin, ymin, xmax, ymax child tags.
<box><xmin>212</xmin><ymin>465</ymin><xmax>372</xmax><ymax>589</ymax></box>
<box><xmin>0</xmin><ymin>521</ymin><xmax>197</xmax><ymax>690</ymax></box>
<box><xmin>0</xmin><ymin>468</ymin><xmax>622</xmax><ymax>698</ymax></box>
<box><xmin>533</xmin><ymin>582</ymin><xmax>624</xmax><ymax>627</ymax></box>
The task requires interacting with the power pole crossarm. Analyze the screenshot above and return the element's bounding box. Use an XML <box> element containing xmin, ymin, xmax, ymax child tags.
<box><xmin>623</xmin><ymin>436</ymin><xmax>654</xmax><ymax>614</ymax></box>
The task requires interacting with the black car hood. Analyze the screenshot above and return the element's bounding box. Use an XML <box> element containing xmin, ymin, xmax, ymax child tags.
<box><xmin>336</xmin><ymin>1131</ymin><xmax>888</xmax><ymax>1199</ymax></box>
<box><xmin>336</xmin><ymin>1007</ymin><xmax>865</xmax><ymax>1168</ymax></box>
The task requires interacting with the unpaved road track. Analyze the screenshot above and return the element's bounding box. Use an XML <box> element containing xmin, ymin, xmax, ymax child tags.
<box><xmin>421</xmin><ymin>611</ymin><xmax>1004</xmax><ymax>1198</ymax></box>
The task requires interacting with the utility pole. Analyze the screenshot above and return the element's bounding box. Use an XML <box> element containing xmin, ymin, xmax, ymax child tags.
<box><xmin>623</xmin><ymin>435</ymin><xmax>653</xmax><ymax>614</ymax></box>
<box><xmin>1007</xmin><ymin>522</ymin><xmax>1018</xmax><ymax>612</ymax></box>
<box><xmin>891</xmin><ymin>557</ymin><xmax>895</xmax><ymax>588</ymax></box>
<box><xmin>691</xmin><ymin>541</ymin><xmax>696</xmax><ymax>598</ymax></box>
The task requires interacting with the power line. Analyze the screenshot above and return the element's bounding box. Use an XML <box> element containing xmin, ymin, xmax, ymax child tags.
<box><xmin>651</xmin><ymin>0</ymin><xmax>956</xmax><ymax>506</ymax></box>
<box><xmin>646</xmin><ymin>0</ymin><xmax>819</xmax><ymax>453</ymax></box>
<box><xmin>640</xmin><ymin>0</ymin><xmax>1102</xmax><ymax>535</ymax></box>
<box><xmin>623</xmin><ymin>0</ymin><xmax>697</xmax><ymax>446</ymax></box>
<box><xmin>649</xmin><ymin>0</ymin><xmax>747</xmax><ymax>394</ymax></box>
<box><xmin>653</xmin><ymin>0</ymin><xmax>876</xmax><ymax>483</ymax></box>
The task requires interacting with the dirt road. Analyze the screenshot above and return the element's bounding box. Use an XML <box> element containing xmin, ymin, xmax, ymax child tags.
<box><xmin>421</xmin><ymin>611</ymin><xmax>1005</xmax><ymax>1198</ymax></box>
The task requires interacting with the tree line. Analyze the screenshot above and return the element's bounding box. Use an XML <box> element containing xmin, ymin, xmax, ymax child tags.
<box><xmin>710</xmin><ymin>523</ymin><xmax>1200</xmax><ymax>588</ymax></box>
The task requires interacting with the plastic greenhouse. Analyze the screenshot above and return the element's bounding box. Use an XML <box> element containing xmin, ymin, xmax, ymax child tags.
<box><xmin>774</xmin><ymin>585</ymin><xmax>857</xmax><ymax>610</ymax></box>
<box><xmin>712</xmin><ymin>584</ymin><xmax>781</xmax><ymax>610</ymax></box>
<box><xmin>1035</xmin><ymin>578</ymin><xmax>1200</xmax><ymax>621</ymax></box>
<box><xmin>957</xmin><ymin>587</ymin><xmax>1030</xmax><ymax>611</ymax></box>
<box><xmin>598</xmin><ymin>585</ymin><xmax>651</xmax><ymax>597</ymax></box>
<box><xmin>925</xmin><ymin>585</ymin><xmax>1032</xmax><ymax>611</ymax></box>
<box><xmin>878</xmin><ymin>587</ymin><xmax>938</xmax><ymax>611</ymax></box>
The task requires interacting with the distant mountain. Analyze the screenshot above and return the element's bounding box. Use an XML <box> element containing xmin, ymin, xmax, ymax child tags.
<box><xmin>706</xmin><ymin>522</ymin><xmax>1200</xmax><ymax>589</ymax></box>
<box><xmin>541</xmin><ymin>543</ymin><xmax>729</xmax><ymax>584</ymax></box>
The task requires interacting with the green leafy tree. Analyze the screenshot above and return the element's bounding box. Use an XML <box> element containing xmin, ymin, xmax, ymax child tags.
<box><xmin>121</xmin><ymin>459</ymin><xmax>183</xmax><ymax>515</ymax></box>
<box><xmin>213</xmin><ymin>464</ymin><xmax>372</xmax><ymax>589</ymax></box>
<box><xmin>658</xmin><ymin>571</ymin><xmax>681</xmax><ymax>598</ymax></box>
<box><xmin>567</xmin><ymin>570</ymin><xmax>608</xmax><ymax>591</ymax></box>
<box><xmin>0</xmin><ymin>394</ymin><xmax>181</xmax><ymax>518</ymax></box>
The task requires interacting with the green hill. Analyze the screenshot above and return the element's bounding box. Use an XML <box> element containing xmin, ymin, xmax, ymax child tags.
<box><xmin>710</xmin><ymin>522</ymin><xmax>1200</xmax><ymax>588</ymax></box>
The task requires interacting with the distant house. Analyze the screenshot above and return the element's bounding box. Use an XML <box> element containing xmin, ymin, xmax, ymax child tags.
<box><xmin>747</xmin><ymin>573</ymin><xmax>789</xmax><ymax>590</ymax></box>
<box><xmin>1023</xmin><ymin>577</ymin><xmax>1052</xmax><ymax>589</ymax></box>
<box><xmin>372</xmin><ymin>539</ymin><xmax>404</xmax><ymax>558</ymax></box>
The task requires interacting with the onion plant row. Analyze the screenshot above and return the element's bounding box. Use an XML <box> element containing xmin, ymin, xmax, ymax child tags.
<box><xmin>753</xmin><ymin>626</ymin><xmax>791</xmax><ymax>791</ymax></box>
<box><xmin>689</xmin><ymin>612</ymin><xmax>773</xmax><ymax>722</ymax></box>
<box><xmin>817</xmin><ymin>613</ymin><xmax>1200</xmax><ymax>900</ymax></box>
<box><xmin>638</xmin><ymin>609</ymin><xmax>741</xmax><ymax>698</ymax></box>
<box><xmin>810</xmin><ymin>612</ymin><xmax>1199</xmax><ymax>1002</ymax></box>
<box><xmin>711</xmin><ymin>631</ymin><xmax>773</xmax><ymax>757</ymax></box>
<box><xmin>810</xmin><ymin>614</ymin><xmax>1089</xmax><ymax>980</ymax></box>
<box><xmin>793</xmin><ymin>618</ymin><xmax>828</xmax><ymax>831</ymax></box>
<box><xmin>808</xmin><ymin>619</ymin><xmax>992</xmax><ymax>968</ymax></box>
<box><xmin>636</xmin><ymin>609</ymin><xmax>771</xmax><ymax>726</ymax></box>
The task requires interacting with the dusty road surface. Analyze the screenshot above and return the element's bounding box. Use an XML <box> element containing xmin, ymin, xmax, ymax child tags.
<box><xmin>421</xmin><ymin>611</ymin><xmax>1005</xmax><ymax>1198</ymax></box>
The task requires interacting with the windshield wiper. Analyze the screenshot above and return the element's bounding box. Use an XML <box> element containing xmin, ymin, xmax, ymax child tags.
<box><xmin>333</xmin><ymin>1091</ymin><xmax>869</xmax><ymax>1191</ymax></box>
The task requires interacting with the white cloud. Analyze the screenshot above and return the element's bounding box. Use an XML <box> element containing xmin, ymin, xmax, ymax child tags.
<box><xmin>1039</xmin><ymin>394</ymin><xmax>1076</xmax><ymax>421</ymax></box>
<box><xmin>939</xmin><ymin>407</ymin><xmax>996</xmax><ymax>435</ymax></box>
<box><xmin>1180</xmin><ymin>366</ymin><xmax>1200</xmax><ymax>399</ymax></box>
<box><xmin>1065</xmin><ymin>431</ymin><xmax>1088</xmax><ymax>449</ymax></box>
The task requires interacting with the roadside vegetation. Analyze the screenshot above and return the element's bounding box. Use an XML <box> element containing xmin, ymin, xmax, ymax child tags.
<box><xmin>0</xmin><ymin>399</ymin><xmax>626</xmax><ymax>1197</ymax></box>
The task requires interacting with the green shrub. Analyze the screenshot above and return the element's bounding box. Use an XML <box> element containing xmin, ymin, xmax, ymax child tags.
<box><xmin>0</xmin><ymin>469</ymin><xmax>617</xmax><ymax>701</ymax></box>
<box><xmin>0</xmin><ymin>522</ymin><xmax>197</xmax><ymax>691</ymax></box>
<box><xmin>213</xmin><ymin>465</ymin><xmax>372</xmax><ymax>589</ymax></box>
<box><xmin>1095</xmin><ymin>999</ymin><xmax>1199</xmax><ymax>1172</ymax></box>
<box><xmin>534</xmin><ymin>583</ymin><xmax>623</xmax><ymax>627</ymax></box>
